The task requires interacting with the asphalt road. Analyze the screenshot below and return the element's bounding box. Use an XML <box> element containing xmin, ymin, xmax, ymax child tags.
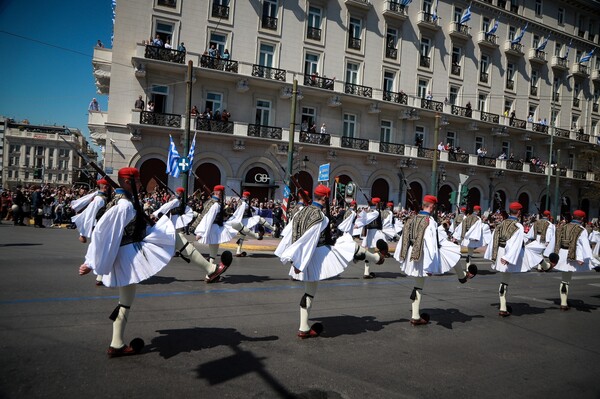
<box><xmin>1</xmin><ymin>223</ymin><xmax>600</xmax><ymax>399</ymax></box>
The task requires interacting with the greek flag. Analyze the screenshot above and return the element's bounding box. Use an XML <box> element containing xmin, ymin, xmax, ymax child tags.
<box><xmin>400</xmin><ymin>0</ymin><xmax>412</xmax><ymax>5</ymax></box>
<box><xmin>487</xmin><ymin>20</ymin><xmax>499</xmax><ymax>35</ymax></box>
<box><xmin>187</xmin><ymin>132</ymin><xmax>197</xmax><ymax>169</ymax></box>
<box><xmin>564</xmin><ymin>39</ymin><xmax>573</xmax><ymax>59</ymax></box>
<box><xmin>536</xmin><ymin>35</ymin><xmax>549</xmax><ymax>51</ymax></box>
<box><xmin>579</xmin><ymin>49</ymin><xmax>595</xmax><ymax>64</ymax></box>
<box><xmin>166</xmin><ymin>135</ymin><xmax>181</xmax><ymax>178</ymax></box>
<box><xmin>460</xmin><ymin>5</ymin><xmax>472</xmax><ymax>24</ymax></box>
<box><xmin>511</xmin><ymin>23</ymin><xmax>528</xmax><ymax>44</ymax></box>
<box><xmin>432</xmin><ymin>0</ymin><xmax>439</xmax><ymax>21</ymax></box>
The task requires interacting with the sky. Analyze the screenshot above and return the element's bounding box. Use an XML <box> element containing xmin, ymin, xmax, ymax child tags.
<box><xmin>0</xmin><ymin>0</ymin><xmax>113</xmax><ymax>153</ymax></box>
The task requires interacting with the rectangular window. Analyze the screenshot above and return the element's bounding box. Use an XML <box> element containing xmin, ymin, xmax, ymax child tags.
<box><xmin>452</xmin><ymin>46</ymin><xmax>461</xmax><ymax>65</ymax></box>
<box><xmin>446</xmin><ymin>131</ymin><xmax>456</xmax><ymax>147</ymax></box>
<box><xmin>531</xmin><ymin>70</ymin><xmax>539</xmax><ymax>88</ymax></box>
<box><xmin>263</xmin><ymin>0</ymin><xmax>278</xmax><ymax>18</ymax></box>
<box><xmin>422</xmin><ymin>0</ymin><xmax>432</xmax><ymax>14</ymax></box>
<box><xmin>308</xmin><ymin>6</ymin><xmax>321</xmax><ymax>29</ymax></box>
<box><xmin>383</xmin><ymin>70</ymin><xmax>395</xmax><ymax>93</ymax></box>
<box><xmin>504</xmin><ymin>99</ymin><xmax>513</xmax><ymax>114</ymax></box>
<box><xmin>415</xmin><ymin>126</ymin><xmax>425</xmax><ymax>146</ymax></box>
<box><xmin>301</xmin><ymin>106</ymin><xmax>316</xmax><ymax>129</ymax></box>
<box><xmin>551</xmin><ymin>109</ymin><xmax>559</xmax><ymax>126</ymax></box>
<box><xmin>478</xmin><ymin>92</ymin><xmax>487</xmax><ymax>111</ymax></box>
<box><xmin>526</xmin><ymin>145</ymin><xmax>534</xmax><ymax>161</ymax></box>
<box><xmin>346</xmin><ymin>62</ymin><xmax>359</xmax><ymax>84</ymax></box>
<box><xmin>350</xmin><ymin>17</ymin><xmax>361</xmax><ymax>39</ymax></box>
<box><xmin>304</xmin><ymin>53</ymin><xmax>319</xmax><ymax>75</ymax></box>
<box><xmin>36</xmin><ymin>146</ymin><xmax>44</xmax><ymax>156</ymax></box>
<box><xmin>449</xmin><ymin>86</ymin><xmax>459</xmax><ymax>105</ymax></box>
<box><xmin>572</xmin><ymin>115</ymin><xmax>579</xmax><ymax>129</ymax></box>
<box><xmin>255</xmin><ymin>99</ymin><xmax>271</xmax><ymax>125</ymax></box>
<box><xmin>475</xmin><ymin>137</ymin><xmax>484</xmax><ymax>152</ymax></box>
<box><xmin>508</xmin><ymin>26</ymin><xmax>516</xmax><ymax>41</ymax></box>
<box><xmin>482</xmin><ymin>17</ymin><xmax>490</xmax><ymax>32</ymax></box>
<box><xmin>209</xmin><ymin>32</ymin><xmax>227</xmax><ymax>56</ymax></box>
<box><xmin>205</xmin><ymin>92</ymin><xmax>223</xmax><ymax>114</ymax></box>
<box><xmin>155</xmin><ymin>21</ymin><xmax>174</xmax><ymax>46</ymax></box>
<box><xmin>528</xmin><ymin>104</ymin><xmax>537</xmax><ymax>119</ymax></box>
<box><xmin>386</xmin><ymin>27</ymin><xmax>398</xmax><ymax>59</ymax></box>
<box><xmin>554</xmin><ymin>43</ymin><xmax>562</xmax><ymax>57</ymax></box>
<box><xmin>380</xmin><ymin>120</ymin><xmax>392</xmax><ymax>142</ymax></box>
<box><xmin>259</xmin><ymin>43</ymin><xmax>275</xmax><ymax>67</ymax></box>
<box><xmin>501</xmin><ymin>141</ymin><xmax>510</xmax><ymax>156</ymax></box>
<box><xmin>418</xmin><ymin>79</ymin><xmax>429</xmax><ymax>98</ymax></box>
<box><xmin>535</xmin><ymin>0</ymin><xmax>542</xmax><ymax>16</ymax></box>
<box><xmin>558</xmin><ymin>8</ymin><xmax>564</xmax><ymax>25</ymax></box>
<box><xmin>48</xmin><ymin>173</ymin><xmax>53</xmax><ymax>181</ymax></box>
<box><xmin>150</xmin><ymin>84</ymin><xmax>168</xmax><ymax>113</ymax></box>
<box><xmin>453</xmin><ymin>7</ymin><xmax>462</xmax><ymax>23</ymax></box>
<box><xmin>532</xmin><ymin>35</ymin><xmax>540</xmax><ymax>49</ymax></box>
<box><xmin>343</xmin><ymin>113</ymin><xmax>356</xmax><ymax>138</ymax></box>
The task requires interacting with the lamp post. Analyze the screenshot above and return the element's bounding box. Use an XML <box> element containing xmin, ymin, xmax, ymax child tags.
<box><xmin>430</xmin><ymin>113</ymin><xmax>440</xmax><ymax>193</ymax></box>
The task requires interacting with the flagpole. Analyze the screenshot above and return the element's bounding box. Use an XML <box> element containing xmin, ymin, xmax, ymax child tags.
<box><xmin>183</xmin><ymin>60</ymin><xmax>193</xmax><ymax>195</ymax></box>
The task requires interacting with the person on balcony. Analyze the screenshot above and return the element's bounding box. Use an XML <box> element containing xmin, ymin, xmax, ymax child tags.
<box><xmin>320</xmin><ymin>123</ymin><xmax>327</xmax><ymax>134</ymax></box>
<box><xmin>164</xmin><ymin>39</ymin><xmax>172</xmax><ymax>49</ymax></box>
<box><xmin>177</xmin><ymin>42</ymin><xmax>186</xmax><ymax>53</ymax></box>
<box><xmin>221</xmin><ymin>109</ymin><xmax>231</xmax><ymax>123</ymax></box>
<box><xmin>134</xmin><ymin>95</ymin><xmax>145</xmax><ymax>111</ymax></box>
<box><xmin>88</xmin><ymin>98</ymin><xmax>99</xmax><ymax>112</ymax></box>
<box><xmin>146</xmin><ymin>101</ymin><xmax>154</xmax><ymax>112</ymax></box>
<box><xmin>152</xmin><ymin>34</ymin><xmax>163</xmax><ymax>47</ymax></box>
<box><xmin>465</xmin><ymin>101</ymin><xmax>472</xmax><ymax>117</ymax></box>
<box><xmin>300</xmin><ymin>120</ymin><xmax>309</xmax><ymax>132</ymax></box>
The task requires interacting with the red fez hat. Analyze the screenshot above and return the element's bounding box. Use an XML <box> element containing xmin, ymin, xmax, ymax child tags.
<box><xmin>423</xmin><ymin>195</ymin><xmax>438</xmax><ymax>204</ymax></box>
<box><xmin>97</xmin><ymin>178</ymin><xmax>109</xmax><ymax>186</ymax></box>
<box><xmin>118</xmin><ymin>167</ymin><xmax>140</xmax><ymax>178</ymax></box>
<box><xmin>573</xmin><ymin>210</ymin><xmax>586</xmax><ymax>218</ymax></box>
<box><xmin>460</xmin><ymin>206</ymin><xmax>467</xmax><ymax>211</ymax></box>
<box><xmin>350</xmin><ymin>200</ymin><xmax>357</xmax><ymax>206</ymax></box>
<box><xmin>176</xmin><ymin>187</ymin><xmax>185</xmax><ymax>194</ymax></box>
<box><xmin>314</xmin><ymin>184</ymin><xmax>331</xmax><ymax>197</ymax></box>
<box><xmin>543</xmin><ymin>210</ymin><xmax>551</xmax><ymax>216</ymax></box>
<box><xmin>509</xmin><ymin>202</ymin><xmax>522</xmax><ymax>210</ymax></box>
<box><xmin>387</xmin><ymin>202</ymin><xmax>394</xmax><ymax>207</ymax></box>
<box><xmin>371</xmin><ymin>197</ymin><xmax>381</xmax><ymax>204</ymax></box>
<box><xmin>213</xmin><ymin>185</ymin><xmax>225</xmax><ymax>192</ymax></box>
<box><xmin>474</xmin><ymin>205</ymin><xmax>481</xmax><ymax>211</ymax></box>
<box><xmin>243</xmin><ymin>191</ymin><xmax>251</xmax><ymax>197</ymax></box>
<box><xmin>304</xmin><ymin>190</ymin><xmax>309</xmax><ymax>196</ymax></box>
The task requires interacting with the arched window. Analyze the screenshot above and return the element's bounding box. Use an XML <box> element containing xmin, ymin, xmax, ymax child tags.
<box><xmin>139</xmin><ymin>158</ymin><xmax>167</xmax><ymax>193</ymax></box>
<box><xmin>371</xmin><ymin>178</ymin><xmax>390</xmax><ymax>202</ymax></box>
<box><xmin>194</xmin><ymin>162</ymin><xmax>221</xmax><ymax>194</ymax></box>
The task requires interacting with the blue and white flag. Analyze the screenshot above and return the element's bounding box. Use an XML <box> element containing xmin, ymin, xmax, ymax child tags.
<box><xmin>166</xmin><ymin>135</ymin><xmax>181</xmax><ymax>178</ymax></box>
<box><xmin>400</xmin><ymin>0</ymin><xmax>412</xmax><ymax>5</ymax></box>
<box><xmin>511</xmin><ymin>23</ymin><xmax>528</xmax><ymax>44</ymax></box>
<box><xmin>536</xmin><ymin>35</ymin><xmax>550</xmax><ymax>51</ymax></box>
<box><xmin>487</xmin><ymin>19</ymin><xmax>499</xmax><ymax>35</ymax></box>
<box><xmin>432</xmin><ymin>0</ymin><xmax>439</xmax><ymax>21</ymax></box>
<box><xmin>564</xmin><ymin>39</ymin><xmax>573</xmax><ymax>59</ymax></box>
<box><xmin>187</xmin><ymin>132</ymin><xmax>197</xmax><ymax>169</ymax></box>
<box><xmin>460</xmin><ymin>5</ymin><xmax>472</xmax><ymax>24</ymax></box>
<box><xmin>579</xmin><ymin>49</ymin><xmax>595</xmax><ymax>64</ymax></box>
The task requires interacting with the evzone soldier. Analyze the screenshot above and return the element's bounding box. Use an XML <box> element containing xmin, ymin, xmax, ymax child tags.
<box><xmin>545</xmin><ymin>210</ymin><xmax>594</xmax><ymax>310</ymax></box>
<box><xmin>153</xmin><ymin>187</ymin><xmax>232</xmax><ymax>284</ymax></box>
<box><xmin>193</xmin><ymin>185</ymin><xmax>236</xmax><ymax>282</ymax></box>
<box><xmin>230</xmin><ymin>191</ymin><xmax>276</xmax><ymax>257</ymax></box>
<box><xmin>275</xmin><ymin>184</ymin><xmax>388</xmax><ymax>338</ymax></box>
<box><xmin>452</xmin><ymin>205</ymin><xmax>483</xmax><ymax>269</ymax></box>
<box><xmin>382</xmin><ymin>201</ymin><xmax>401</xmax><ymax>242</ymax></box>
<box><xmin>71</xmin><ymin>178</ymin><xmax>112</xmax><ymax>286</ymax></box>
<box><xmin>78</xmin><ymin>167</ymin><xmax>176</xmax><ymax>357</ymax></box>
<box><xmin>524</xmin><ymin>210</ymin><xmax>556</xmax><ymax>272</ymax></box>
<box><xmin>279</xmin><ymin>190</ymin><xmax>310</xmax><ymax>238</ymax></box>
<box><xmin>484</xmin><ymin>202</ymin><xmax>540</xmax><ymax>317</ymax></box>
<box><xmin>393</xmin><ymin>195</ymin><xmax>476</xmax><ymax>326</ymax></box>
<box><xmin>449</xmin><ymin>206</ymin><xmax>467</xmax><ymax>235</ymax></box>
<box><xmin>357</xmin><ymin>197</ymin><xmax>388</xmax><ymax>279</ymax></box>
<box><xmin>336</xmin><ymin>200</ymin><xmax>358</xmax><ymax>236</ymax></box>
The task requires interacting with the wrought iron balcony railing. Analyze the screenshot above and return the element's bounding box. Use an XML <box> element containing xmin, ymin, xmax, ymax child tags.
<box><xmin>477</xmin><ymin>156</ymin><xmax>497</xmax><ymax>167</ymax></box>
<box><xmin>480</xmin><ymin>111</ymin><xmax>500</xmax><ymax>124</ymax></box>
<box><xmin>451</xmin><ymin>105</ymin><xmax>473</xmax><ymax>118</ymax></box>
<box><xmin>247</xmin><ymin>124</ymin><xmax>282</xmax><ymax>140</ymax></box>
<box><xmin>573</xmin><ymin>98</ymin><xmax>580</xmax><ymax>108</ymax></box>
<box><xmin>140</xmin><ymin>111</ymin><xmax>182</xmax><ymax>128</ymax></box>
<box><xmin>420</xmin><ymin>55</ymin><xmax>431</xmax><ymax>68</ymax></box>
<box><xmin>306</xmin><ymin>26</ymin><xmax>321</xmax><ymax>41</ymax></box>
<box><xmin>299</xmin><ymin>131</ymin><xmax>331</xmax><ymax>145</ymax></box>
<box><xmin>554</xmin><ymin>128</ymin><xmax>570</xmax><ymax>138</ymax></box>
<box><xmin>341</xmin><ymin>136</ymin><xmax>369</xmax><ymax>150</ymax></box>
<box><xmin>530</xmin><ymin>86</ymin><xmax>538</xmax><ymax>96</ymax></box>
<box><xmin>344</xmin><ymin>82</ymin><xmax>373</xmax><ymax>98</ymax></box>
<box><xmin>573</xmin><ymin>170</ymin><xmax>587</xmax><ymax>179</ymax></box>
<box><xmin>510</xmin><ymin>118</ymin><xmax>527</xmax><ymax>129</ymax></box>
<box><xmin>303</xmin><ymin>74</ymin><xmax>334</xmax><ymax>90</ymax></box>
<box><xmin>552</xmin><ymin>92</ymin><xmax>559</xmax><ymax>102</ymax></box>
<box><xmin>417</xmin><ymin>147</ymin><xmax>438</xmax><ymax>159</ymax></box>
<box><xmin>261</xmin><ymin>15</ymin><xmax>278</xmax><ymax>30</ymax></box>
<box><xmin>348</xmin><ymin>37</ymin><xmax>361</xmax><ymax>50</ymax></box>
<box><xmin>200</xmin><ymin>55</ymin><xmax>239</xmax><ymax>73</ymax></box>
<box><xmin>421</xmin><ymin>98</ymin><xmax>444</xmax><ymax>112</ymax></box>
<box><xmin>531</xmin><ymin>123</ymin><xmax>549</xmax><ymax>133</ymax></box>
<box><xmin>379</xmin><ymin>142</ymin><xmax>405</xmax><ymax>155</ymax></box>
<box><xmin>195</xmin><ymin>119</ymin><xmax>234</xmax><ymax>133</ymax></box>
<box><xmin>506</xmin><ymin>79</ymin><xmax>514</xmax><ymax>90</ymax></box>
<box><xmin>382</xmin><ymin>90</ymin><xmax>408</xmax><ymax>104</ymax></box>
<box><xmin>479</xmin><ymin>72</ymin><xmax>489</xmax><ymax>83</ymax></box>
<box><xmin>451</xmin><ymin>64</ymin><xmax>461</xmax><ymax>75</ymax></box>
<box><xmin>449</xmin><ymin>153</ymin><xmax>469</xmax><ymax>163</ymax></box>
<box><xmin>576</xmin><ymin>131</ymin><xmax>590</xmax><ymax>142</ymax></box>
<box><xmin>211</xmin><ymin>4</ymin><xmax>229</xmax><ymax>19</ymax></box>
<box><xmin>144</xmin><ymin>45</ymin><xmax>186</xmax><ymax>64</ymax></box>
<box><xmin>252</xmin><ymin>64</ymin><xmax>286</xmax><ymax>81</ymax></box>
<box><xmin>506</xmin><ymin>160</ymin><xmax>523</xmax><ymax>170</ymax></box>
<box><xmin>530</xmin><ymin>164</ymin><xmax>546</xmax><ymax>174</ymax></box>
<box><xmin>387</xmin><ymin>1</ymin><xmax>407</xmax><ymax>14</ymax></box>
<box><xmin>386</xmin><ymin>47</ymin><xmax>398</xmax><ymax>59</ymax></box>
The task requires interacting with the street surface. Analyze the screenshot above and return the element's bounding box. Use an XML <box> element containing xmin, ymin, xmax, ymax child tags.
<box><xmin>1</xmin><ymin>224</ymin><xmax>599</xmax><ymax>398</ymax></box>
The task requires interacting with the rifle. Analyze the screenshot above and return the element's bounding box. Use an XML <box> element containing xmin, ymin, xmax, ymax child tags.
<box><xmin>153</xmin><ymin>175</ymin><xmax>176</xmax><ymax>196</ymax></box>
<box><xmin>289</xmin><ymin>173</ymin><xmax>311</xmax><ymax>205</ymax></box>
<box><xmin>190</xmin><ymin>170</ymin><xmax>215</xmax><ymax>197</ymax></box>
<box><xmin>60</xmin><ymin>135</ymin><xmax>119</xmax><ymax>189</ymax></box>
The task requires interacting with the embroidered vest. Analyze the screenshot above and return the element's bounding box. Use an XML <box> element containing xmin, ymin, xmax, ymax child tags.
<box><xmin>533</xmin><ymin>219</ymin><xmax>550</xmax><ymax>242</ymax></box>
<box><xmin>554</xmin><ymin>223</ymin><xmax>584</xmax><ymax>261</ymax></box>
<box><xmin>491</xmin><ymin>219</ymin><xmax>519</xmax><ymax>261</ymax></box>
<box><xmin>461</xmin><ymin>214</ymin><xmax>479</xmax><ymax>240</ymax></box>
<box><xmin>399</xmin><ymin>214</ymin><xmax>430</xmax><ymax>261</ymax></box>
<box><xmin>292</xmin><ymin>205</ymin><xmax>324</xmax><ymax>244</ymax></box>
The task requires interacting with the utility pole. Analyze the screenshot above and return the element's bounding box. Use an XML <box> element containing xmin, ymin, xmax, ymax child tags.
<box><xmin>430</xmin><ymin>113</ymin><xmax>440</xmax><ymax>194</ymax></box>
<box><xmin>183</xmin><ymin>60</ymin><xmax>193</xmax><ymax>195</ymax></box>
<box><xmin>286</xmin><ymin>79</ymin><xmax>298</xmax><ymax>189</ymax></box>
<box><xmin>553</xmin><ymin>149</ymin><xmax>561</xmax><ymax>218</ymax></box>
<box><xmin>545</xmin><ymin>97</ymin><xmax>555</xmax><ymax>212</ymax></box>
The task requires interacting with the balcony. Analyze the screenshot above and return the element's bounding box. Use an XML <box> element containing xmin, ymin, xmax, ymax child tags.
<box><xmin>345</xmin><ymin>0</ymin><xmax>372</xmax><ymax>10</ymax></box>
<box><xmin>552</xmin><ymin>92</ymin><xmax>560</xmax><ymax>102</ymax></box>
<box><xmin>571</xmin><ymin>63</ymin><xmax>590</xmax><ymax>78</ymax></box>
<box><xmin>479</xmin><ymin>72</ymin><xmax>489</xmax><ymax>83</ymax></box>
<box><xmin>200</xmin><ymin>55</ymin><xmax>239</xmax><ymax>73</ymax></box>
<box><xmin>252</xmin><ymin>65</ymin><xmax>286</xmax><ymax>81</ymax></box>
<box><xmin>504</xmin><ymin>41</ymin><xmax>524</xmax><ymax>57</ymax></box>
<box><xmin>506</xmin><ymin>160</ymin><xmax>523</xmax><ymax>171</ymax></box>
<box><xmin>299</xmin><ymin>131</ymin><xmax>331</xmax><ymax>145</ymax></box>
<box><xmin>421</xmin><ymin>98</ymin><xmax>444</xmax><ymax>112</ymax></box>
<box><xmin>551</xmin><ymin>56</ymin><xmax>569</xmax><ymax>71</ymax></box>
<box><xmin>530</xmin><ymin>86</ymin><xmax>538</xmax><ymax>96</ymax></box>
<box><xmin>451</xmin><ymin>105</ymin><xmax>472</xmax><ymax>118</ymax></box>
<box><xmin>449</xmin><ymin>22</ymin><xmax>471</xmax><ymax>40</ymax></box>
<box><xmin>573</xmin><ymin>98</ymin><xmax>580</xmax><ymax>108</ymax></box>
<box><xmin>303</xmin><ymin>74</ymin><xmax>334</xmax><ymax>90</ymax></box>
<box><xmin>419</xmin><ymin>55</ymin><xmax>431</xmax><ymax>68</ymax></box>
<box><xmin>344</xmin><ymin>82</ymin><xmax>373</xmax><ymax>98</ymax></box>
<box><xmin>528</xmin><ymin>49</ymin><xmax>547</xmax><ymax>64</ymax></box>
<box><xmin>477</xmin><ymin>32</ymin><xmax>499</xmax><ymax>49</ymax></box>
<box><xmin>506</xmin><ymin>79</ymin><xmax>515</xmax><ymax>90</ymax></box>
<box><xmin>450</xmin><ymin>63</ymin><xmax>461</xmax><ymax>76</ymax></box>
<box><xmin>211</xmin><ymin>4</ymin><xmax>229</xmax><ymax>19</ymax></box>
<box><xmin>477</xmin><ymin>156</ymin><xmax>497</xmax><ymax>167</ymax></box>
<box><xmin>383</xmin><ymin>1</ymin><xmax>408</xmax><ymax>22</ymax></box>
<box><xmin>554</xmin><ymin>128</ymin><xmax>570</xmax><ymax>138</ymax></box>
<box><xmin>576</xmin><ymin>130</ymin><xmax>590</xmax><ymax>142</ymax></box>
<box><xmin>449</xmin><ymin>152</ymin><xmax>469</xmax><ymax>163</ymax></box>
<box><xmin>341</xmin><ymin>136</ymin><xmax>369</xmax><ymax>150</ymax></box>
<box><xmin>531</xmin><ymin>123</ymin><xmax>549</xmax><ymax>133</ymax></box>
<box><xmin>417</xmin><ymin>147</ymin><xmax>438</xmax><ymax>159</ymax></box>
<box><xmin>510</xmin><ymin>118</ymin><xmax>527</xmax><ymax>129</ymax></box>
<box><xmin>480</xmin><ymin>111</ymin><xmax>500</xmax><ymax>124</ymax></box>
<box><xmin>382</xmin><ymin>90</ymin><xmax>408</xmax><ymax>104</ymax></box>
<box><xmin>592</xmin><ymin>69</ymin><xmax>600</xmax><ymax>82</ymax></box>
<box><xmin>306</xmin><ymin>26</ymin><xmax>321</xmax><ymax>41</ymax></box>
<box><xmin>195</xmin><ymin>119</ymin><xmax>234</xmax><ymax>134</ymax></box>
<box><xmin>144</xmin><ymin>45</ymin><xmax>186</xmax><ymax>64</ymax></box>
<box><xmin>261</xmin><ymin>15</ymin><xmax>278</xmax><ymax>30</ymax></box>
<box><xmin>509</xmin><ymin>3</ymin><xmax>519</xmax><ymax>13</ymax></box>
<box><xmin>594</xmin><ymin>103</ymin><xmax>599</xmax><ymax>113</ymax></box>
<box><xmin>247</xmin><ymin>124</ymin><xmax>282</xmax><ymax>140</ymax></box>
<box><xmin>348</xmin><ymin>37</ymin><xmax>361</xmax><ymax>50</ymax></box>
<box><xmin>379</xmin><ymin>141</ymin><xmax>405</xmax><ymax>155</ymax></box>
<box><xmin>573</xmin><ymin>170</ymin><xmax>587</xmax><ymax>179</ymax></box>
<box><xmin>385</xmin><ymin>47</ymin><xmax>398</xmax><ymax>59</ymax></box>
<box><xmin>417</xmin><ymin>11</ymin><xmax>440</xmax><ymax>31</ymax></box>
<box><xmin>140</xmin><ymin>111</ymin><xmax>182</xmax><ymax>128</ymax></box>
